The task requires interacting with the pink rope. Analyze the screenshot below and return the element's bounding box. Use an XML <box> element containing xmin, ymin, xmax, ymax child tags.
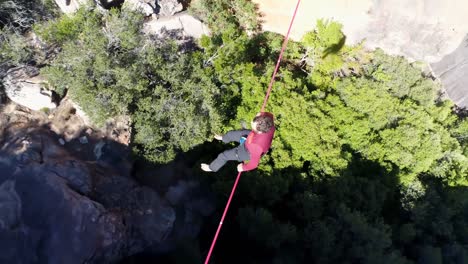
<box><xmin>204</xmin><ymin>171</ymin><xmax>242</xmax><ymax>264</ymax></box>
<box><xmin>204</xmin><ymin>0</ymin><xmax>301</xmax><ymax>262</ymax></box>
<box><xmin>261</xmin><ymin>0</ymin><xmax>302</xmax><ymax>113</ymax></box>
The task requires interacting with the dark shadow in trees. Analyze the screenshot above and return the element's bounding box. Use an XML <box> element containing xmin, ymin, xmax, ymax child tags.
<box><xmin>193</xmin><ymin>151</ymin><xmax>400</xmax><ymax>264</ymax></box>
<box><xmin>395</xmin><ymin>176</ymin><xmax>468</xmax><ymax>263</ymax></box>
<box><xmin>116</xmin><ymin>125</ymin><xmax>468</xmax><ymax>264</ymax></box>
<box><xmin>99</xmin><ymin>0</ymin><xmax>125</xmax><ymax>9</ymax></box>
<box><xmin>322</xmin><ymin>35</ymin><xmax>346</xmax><ymax>59</ymax></box>
<box><xmin>454</xmin><ymin>105</ymin><xmax>468</xmax><ymax>117</ymax></box>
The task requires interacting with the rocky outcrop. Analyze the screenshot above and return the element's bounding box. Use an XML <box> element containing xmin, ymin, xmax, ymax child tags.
<box><xmin>54</xmin><ymin>0</ymin><xmax>89</xmax><ymax>14</ymax></box>
<box><xmin>3</xmin><ymin>66</ymin><xmax>57</xmax><ymax>111</ymax></box>
<box><xmin>431</xmin><ymin>34</ymin><xmax>468</xmax><ymax>109</ymax></box>
<box><xmin>55</xmin><ymin>0</ymin><xmax>183</xmax><ymax>17</ymax></box>
<box><xmin>125</xmin><ymin>0</ymin><xmax>182</xmax><ymax>17</ymax></box>
<box><xmin>125</xmin><ymin>0</ymin><xmax>156</xmax><ymax>16</ymax></box>
<box><xmin>0</xmin><ymin>103</ymin><xmax>213</xmax><ymax>263</ymax></box>
<box><xmin>253</xmin><ymin>0</ymin><xmax>468</xmax><ymax>63</ymax></box>
<box><xmin>157</xmin><ymin>0</ymin><xmax>183</xmax><ymax>17</ymax></box>
<box><xmin>253</xmin><ymin>0</ymin><xmax>468</xmax><ymax>108</ymax></box>
<box><xmin>143</xmin><ymin>11</ymin><xmax>210</xmax><ymax>38</ymax></box>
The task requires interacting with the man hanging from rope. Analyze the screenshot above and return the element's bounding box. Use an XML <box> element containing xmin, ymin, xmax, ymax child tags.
<box><xmin>201</xmin><ymin>112</ymin><xmax>275</xmax><ymax>172</ymax></box>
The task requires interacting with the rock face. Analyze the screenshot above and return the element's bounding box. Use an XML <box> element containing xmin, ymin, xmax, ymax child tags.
<box><xmin>253</xmin><ymin>0</ymin><xmax>468</xmax><ymax>108</ymax></box>
<box><xmin>431</xmin><ymin>34</ymin><xmax>468</xmax><ymax>109</ymax></box>
<box><xmin>0</xmin><ymin>103</ymin><xmax>213</xmax><ymax>263</ymax></box>
<box><xmin>157</xmin><ymin>0</ymin><xmax>183</xmax><ymax>17</ymax></box>
<box><xmin>253</xmin><ymin>0</ymin><xmax>468</xmax><ymax>63</ymax></box>
<box><xmin>125</xmin><ymin>0</ymin><xmax>156</xmax><ymax>16</ymax></box>
<box><xmin>55</xmin><ymin>0</ymin><xmax>183</xmax><ymax>16</ymax></box>
<box><xmin>3</xmin><ymin>66</ymin><xmax>57</xmax><ymax>111</ymax></box>
<box><xmin>143</xmin><ymin>11</ymin><xmax>210</xmax><ymax>38</ymax></box>
<box><xmin>54</xmin><ymin>0</ymin><xmax>89</xmax><ymax>14</ymax></box>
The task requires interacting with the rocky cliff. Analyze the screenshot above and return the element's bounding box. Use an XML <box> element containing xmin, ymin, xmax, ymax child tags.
<box><xmin>0</xmin><ymin>101</ymin><xmax>213</xmax><ymax>263</ymax></box>
<box><xmin>253</xmin><ymin>0</ymin><xmax>468</xmax><ymax>108</ymax></box>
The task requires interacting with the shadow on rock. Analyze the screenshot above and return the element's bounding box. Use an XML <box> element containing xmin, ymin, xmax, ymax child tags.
<box><xmin>0</xmin><ymin>102</ymin><xmax>213</xmax><ymax>263</ymax></box>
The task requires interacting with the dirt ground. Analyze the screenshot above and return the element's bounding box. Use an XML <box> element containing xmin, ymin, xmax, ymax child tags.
<box><xmin>252</xmin><ymin>0</ymin><xmax>372</xmax><ymax>42</ymax></box>
<box><xmin>252</xmin><ymin>0</ymin><xmax>468</xmax><ymax>62</ymax></box>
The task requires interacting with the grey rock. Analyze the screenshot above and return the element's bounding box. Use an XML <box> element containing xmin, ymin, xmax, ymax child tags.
<box><xmin>58</xmin><ymin>138</ymin><xmax>65</xmax><ymax>145</ymax></box>
<box><xmin>54</xmin><ymin>0</ymin><xmax>107</xmax><ymax>13</ymax></box>
<box><xmin>0</xmin><ymin>100</ymin><xmax>212</xmax><ymax>263</ymax></box>
<box><xmin>54</xmin><ymin>0</ymin><xmax>88</xmax><ymax>13</ymax></box>
<box><xmin>157</xmin><ymin>0</ymin><xmax>183</xmax><ymax>17</ymax></box>
<box><xmin>125</xmin><ymin>186</ymin><xmax>175</xmax><ymax>245</ymax></box>
<box><xmin>3</xmin><ymin>66</ymin><xmax>56</xmax><ymax>111</ymax></box>
<box><xmin>125</xmin><ymin>0</ymin><xmax>156</xmax><ymax>16</ymax></box>
<box><xmin>143</xmin><ymin>12</ymin><xmax>210</xmax><ymax>38</ymax></box>
<box><xmin>256</xmin><ymin>0</ymin><xmax>468</xmax><ymax>63</ymax></box>
<box><xmin>0</xmin><ymin>181</ymin><xmax>21</xmax><ymax>229</ymax></box>
<box><xmin>45</xmin><ymin>160</ymin><xmax>92</xmax><ymax>194</ymax></box>
<box><xmin>17</xmin><ymin>166</ymin><xmax>125</xmax><ymax>263</ymax></box>
<box><xmin>431</xmin><ymin>34</ymin><xmax>468</xmax><ymax>109</ymax></box>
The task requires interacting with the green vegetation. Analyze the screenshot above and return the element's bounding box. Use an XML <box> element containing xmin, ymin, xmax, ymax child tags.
<box><xmin>189</xmin><ymin>0</ymin><xmax>260</xmax><ymax>33</ymax></box>
<box><xmin>4</xmin><ymin>0</ymin><xmax>468</xmax><ymax>263</ymax></box>
<box><xmin>37</xmin><ymin>7</ymin><xmax>223</xmax><ymax>162</ymax></box>
<box><xmin>0</xmin><ymin>0</ymin><xmax>58</xmax><ymax>68</ymax></box>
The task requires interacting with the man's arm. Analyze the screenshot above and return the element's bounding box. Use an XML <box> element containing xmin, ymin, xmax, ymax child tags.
<box><xmin>241</xmin><ymin>144</ymin><xmax>262</xmax><ymax>171</ymax></box>
<box><xmin>222</xmin><ymin>130</ymin><xmax>251</xmax><ymax>143</ymax></box>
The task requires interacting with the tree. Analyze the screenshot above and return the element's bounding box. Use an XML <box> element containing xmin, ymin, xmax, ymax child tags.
<box><xmin>189</xmin><ymin>0</ymin><xmax>260</xmax><ymax>34</ymax></box>
<box><xmin>40</xmin><ymin>7</ymin><xmax>224</xmax><ymax>162</ymax></box>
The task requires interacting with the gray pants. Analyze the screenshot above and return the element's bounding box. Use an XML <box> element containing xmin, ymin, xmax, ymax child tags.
<box><xmin>209</xmin><ymin>129</ymin><xmax>251</xmax><ymax>172</ymax></box>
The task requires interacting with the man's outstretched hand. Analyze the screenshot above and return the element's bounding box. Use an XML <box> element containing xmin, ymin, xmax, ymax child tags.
<box><xmin>237</xmin><ymin>163</ymin><xmax>243</xmax><ymax>172</ymax></box>
<box><xmin>214</xmin><ymin>134</ymin><xmax>223</xmax><ymax>141</ymax></box>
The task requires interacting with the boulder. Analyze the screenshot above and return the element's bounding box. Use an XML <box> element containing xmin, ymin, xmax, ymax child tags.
<box><xmin>157</xmin><ymin>0</ymin><xmax>183</xmax><ymax>17</ymax></box>
<box><xmin>125</xmin><ymin>0</ymin><xmax>155</xmax><ymax>16</ymax></box>
<box><xmin>3</xmin><ymin>66</ymin><xmax>56</xmax><ymax>111</ymax></box>
<box><xmin>125</xmin><ymin>0</ymin><xmax>183</xmax><ymax>17</ymax></box>
<box><xmin>53</xmin><ymin>0</ymin><xmax>88</xmax><ymax>14</ymax></box>
<box><xmin>54</xmin><ymin>0</ymin><xmax>107</xmax><ymax>13</ymax></box>
<box><xmin>143</xmin><ymin>12</ymin><xmax>210</xmax><ymax>38</ymax></box>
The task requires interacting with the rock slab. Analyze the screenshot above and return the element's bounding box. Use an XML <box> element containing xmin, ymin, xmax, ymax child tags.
<box><xmin>0</xmin><ymin>103</ymin><xmax>212</xmax><ymax>263</ymax></box>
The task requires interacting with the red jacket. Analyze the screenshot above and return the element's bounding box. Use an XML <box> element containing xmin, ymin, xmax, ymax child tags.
<box><xmin>242</xmin><ymin>112</ymin><xmax>275</xmax><ymax>171</ymax></box>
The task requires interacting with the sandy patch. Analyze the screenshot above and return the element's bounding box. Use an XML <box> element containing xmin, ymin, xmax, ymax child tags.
<box><xmin>252</xmin><ymin>0</ymin><xmax>372</xmax><ymax>42</ymax></box>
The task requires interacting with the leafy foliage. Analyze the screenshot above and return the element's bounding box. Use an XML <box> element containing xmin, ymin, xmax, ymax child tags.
<box><xmin>0</xmin><ymin>0</ymin><xmax>58</xmax><ymax>67</ymax></box>
<box><xmin>0</xmin><ymin>0</ymin><xmax>57</xmax><ymax>33</ymax></box>
<box><xmin>192</xmin><ymin>12</ymin><xmax>468</xmax><ymax>264</ymax></box>
<box><xmin>6</xmin><ymin>3</ymin><xmax>467</xmax><ymax>263</ymax></box>
<box><xmin>189</xmin><ymin>0</ymin><xmax>260</xmax><ymax>34</ymax></box>
<box><xmin>39</xmin><ymin>7</ymin><xmax>223</xmax><ymax>162</ymax></box>
<box><xmin>0</xmin><ymin>29</ymin><xmax>33</xmax><ymax>65</ymax></box>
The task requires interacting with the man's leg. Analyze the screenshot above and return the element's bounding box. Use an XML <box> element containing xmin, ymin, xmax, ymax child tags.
<box><xmin>205</xmin><ymin>147</ymin><xmax>240</xmax><ymax>172</ymax></box>
<box><xmin>222</xmin><ymin>129</ymin><xmax>251</xmax><ymax>143</ymax></box>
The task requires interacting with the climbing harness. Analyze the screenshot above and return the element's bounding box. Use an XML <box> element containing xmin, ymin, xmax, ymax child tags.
<box><xmin>239</xmin><ymin>136</ymin><xmax>247</xmax><ymax>145</ymax></box>
<box><xmin>204</xmin><ymin>0</ymin><xmax>302</xmax><ymax>263</ymax></box>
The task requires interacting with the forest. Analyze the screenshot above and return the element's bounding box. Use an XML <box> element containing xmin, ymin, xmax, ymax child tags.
<box><xmin>1</xmin><ymin>0</ymin><xmax>467</xmax><ymax>263</ymax></box>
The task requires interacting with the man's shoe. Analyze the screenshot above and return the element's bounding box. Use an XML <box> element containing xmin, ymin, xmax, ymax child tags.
<box><xmin>201</xmin><ymin>163</ymin><xmax>213</xmax><ymax>172</ymax></box>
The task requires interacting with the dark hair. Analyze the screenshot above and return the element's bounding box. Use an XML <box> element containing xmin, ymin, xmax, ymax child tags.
<box><xmin>253</xmin><ymin>115</ymin><xmax>274</xmax><ymax>133</ymax></box>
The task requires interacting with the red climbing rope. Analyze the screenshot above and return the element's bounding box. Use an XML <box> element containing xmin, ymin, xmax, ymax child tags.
<box><xmin>261</xmin><ymin>0</ymin><xmax>302</xmax><ymax>113</ymax></box>
<box><xmin>204</xmin><ymin>171</ymin><xmax>242</xmax><ymax>264</ymax></box>
<box><xmin>204</xmin><ymin>0</ymin><xmax>301</xmax><ymax>263</ymax></box>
